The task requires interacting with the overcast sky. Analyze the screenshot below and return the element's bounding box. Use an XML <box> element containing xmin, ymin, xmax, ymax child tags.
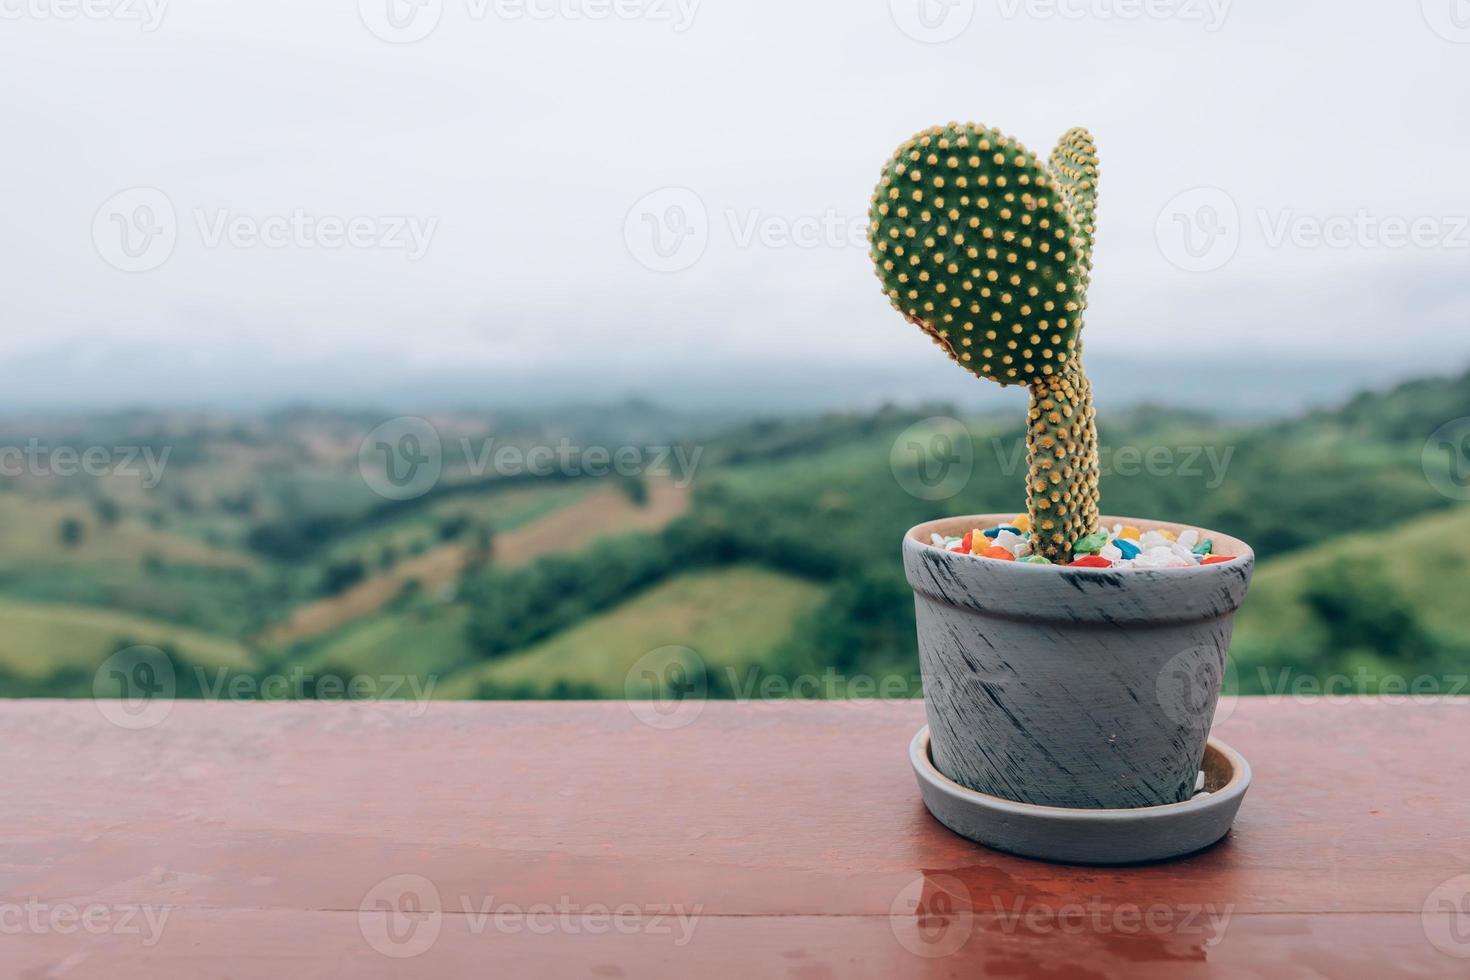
<box><xmin>1</xmin><ymin>0</ymin><xmax>1467</xmax><ymax>411</ymax></box>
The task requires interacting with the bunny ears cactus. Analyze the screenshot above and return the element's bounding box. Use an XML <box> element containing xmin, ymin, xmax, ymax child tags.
<box><xmin>867</xmin><ymin>122</ymin><xmax>1102</xmax><ymax>562</ymax></box>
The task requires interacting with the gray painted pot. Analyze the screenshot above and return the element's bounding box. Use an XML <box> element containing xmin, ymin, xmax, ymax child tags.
<box><xmin>904</xmin><ymin>514</ymin><xmax>1254</xmax><ymax>809</ymax></box>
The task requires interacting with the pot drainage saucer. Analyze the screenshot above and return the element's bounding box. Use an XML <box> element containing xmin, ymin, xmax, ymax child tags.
<box><xmin>910</xmin><ymin>725</ymin><xmax>1251</xmax><ymax>865</ymax></box>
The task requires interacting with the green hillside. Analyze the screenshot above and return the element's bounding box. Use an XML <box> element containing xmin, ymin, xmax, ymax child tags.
<box><xmin>440</xmin><ymin>566</ymin><xmax>827</xmax><ymax>698</ymax></box>
<box><xmin>1230</xmin><ymin>505</ymin><xmax>1470</xmax><ymax>693</ymax></box>
<box><xmin>0</xmin><ymin>598</ymin><xmax>254</xmax><ymax>679</ymax></box>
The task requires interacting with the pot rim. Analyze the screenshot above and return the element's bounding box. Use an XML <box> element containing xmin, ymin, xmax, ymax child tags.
<box><xmin>905</xmin><ymin>512</ymin><xmax>1255</xmax><ymax>576</ymax></box>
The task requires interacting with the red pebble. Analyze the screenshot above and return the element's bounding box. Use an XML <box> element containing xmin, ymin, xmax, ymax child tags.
<box><xmin>949</xmin><ymin>546</ymin><xmax>966</xmax><ymax>553</ymax></box>
<box><xmin>1201</xmin><ymin>554</ymin><xmax>1235</xmax><ymax>565</ymax></box>
<box><xmin>1068</xmin><ymin>555</ymin><xmax>1113</xmax><ymax>568</ymax></box>
<box><xmin>961</xmin><ymin>531</ymin><xmax>974</xmax><ymax>553</ymax></box>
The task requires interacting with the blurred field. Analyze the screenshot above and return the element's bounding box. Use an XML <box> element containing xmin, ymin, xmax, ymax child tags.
<box><xmin>1</xmin><ymin>367</ymin><xmax>1468</xmax><ymax>700</ymax></box>
<box><xmin>437</xmin><ymin>566</ymin><xmax>827</xmax><ymax>697</ymax></box>
<box><xmin>0</xmin><ymin>598</ymin><xmax>253</xmax><ymax>678</ymax></box>
<box><xmin>262</xmin><ymin>480</ymin><xmax>689</xmax><ymax>646</ymax></box>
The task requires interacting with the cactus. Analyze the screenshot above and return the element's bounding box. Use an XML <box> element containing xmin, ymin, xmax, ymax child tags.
<box><xmin>867</xmin><ymin>121</ymin><xmax>1101</xmax><ymax>562</ymax></box>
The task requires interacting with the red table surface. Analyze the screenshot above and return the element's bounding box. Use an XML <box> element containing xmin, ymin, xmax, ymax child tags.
<box><xmin>1</xmin><ymin>697</ymin><xmax>1466</xmax><ymax>978</ymax></box>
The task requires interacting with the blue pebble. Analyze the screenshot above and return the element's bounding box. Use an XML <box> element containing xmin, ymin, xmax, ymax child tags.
<box><xmin>984</xmin><ymin>525</ymin><xmax>1021</xmax><ymax>538</ymax></box>
<box><xmin>1114</xmin><ymin>537</ymin><xmax>1141</xmax><ymax>560</ymax></box>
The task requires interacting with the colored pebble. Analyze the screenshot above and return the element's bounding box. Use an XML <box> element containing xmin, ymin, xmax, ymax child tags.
<box><xmin>1072</xmin><ymin>531</ymin><xmax>1110</xmax><ymax>554</ymax></box>
<box><xmin>931</xmin><ymin>519</ymin><xmax>1239</xmax><ymax>571</ymax></box>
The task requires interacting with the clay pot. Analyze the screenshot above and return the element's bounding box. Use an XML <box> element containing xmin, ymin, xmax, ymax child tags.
<box><xmin>903</xmin><ymin>514</ymin><xmax>1254</xmax><ymax>809</ymax></box>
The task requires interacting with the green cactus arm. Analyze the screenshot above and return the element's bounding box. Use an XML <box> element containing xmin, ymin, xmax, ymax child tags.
<box><xmin>866</xmin><ymin>122</ymin><xmax>1088</xmax><ymax>388</ymax></box>
<box><xmin>1048</xmin><ymin>126</ymin><xmax>1099</xmax><ymax>270</ymax></box>
<box><xmin>867</xmin><ymin>122</ymin><xmax>1101</xmax><ymax>562</ymax></box>
<box><xmin>1033</xmin><ymin>127</ymin><xmax>1101</xmax><ymax>559</ymax></box>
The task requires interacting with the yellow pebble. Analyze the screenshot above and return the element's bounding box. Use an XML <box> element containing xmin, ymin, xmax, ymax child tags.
<box><xmin>1119</xmin><ymin>526</ymin><xmax>1141</xmax><ymax>541</ymax></box>
<box><xmin>1157</xmin><ymin>529</ymin><xmax>1177</xmax><ymax>541</ymax></box>
<box><xmin>1011</xmin><ymin>514</ymin><xmax>1031</xmax><ymax>532</ymax></box>
<box><xmin>969</xmin><ymin>529</ymin><xmax>986</xmax><ymax>554</ymax></box>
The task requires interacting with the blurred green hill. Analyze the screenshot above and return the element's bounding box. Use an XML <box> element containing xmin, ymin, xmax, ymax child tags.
<box><xmin>1</xmin><ymin>367</ymin><xmax>1467</xmax><ymax>700</ymax></box>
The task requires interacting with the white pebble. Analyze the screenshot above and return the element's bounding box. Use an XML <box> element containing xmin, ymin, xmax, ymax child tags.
<box><xmin>1132</xmin><ymin>546</ymin><xmax>1193</xmax><ymax>569</ymax></box>
<box><xmin>994</xmin><ymin>529</ymin><xmax>1028</xmax><ymax>556</ymax></box>
<box><xmin>930</xmin><ymin>533</ymin><xmax>947</xmax><ymax>547</ymax></box>
<box><xmin>1195</xmin><ymin>771</ymin><xmax>1205</xmax><ymax>791</ymax></box>
<box><xmin>1100</xmin><ymin>544</ymin><xmax>1122</xmax><ymax>561</ymax></box>
<box><xmin>1178</xmin><ymin>529</ymin><xmax>1199</xmax><ymax>550</ymax></box>
<box><xmin>1138</xmin><ymin>530</ymin><xmax>1172</xmax><ymax>550</ymax></box>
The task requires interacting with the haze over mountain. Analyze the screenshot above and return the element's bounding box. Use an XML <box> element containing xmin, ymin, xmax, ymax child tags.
<box><xmin>2</xmin><ymin>1</ymin><xmax>1466</xmax><ymax>417</ymax></box>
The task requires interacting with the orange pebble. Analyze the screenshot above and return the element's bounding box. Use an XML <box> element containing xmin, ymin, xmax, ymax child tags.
<box><xmin>1201</xmin><ymin>554</ymin><xmax>1235</xmax><ymax>565</ymax></box>
<box><xmin>980</xmin><ymin>545</ymin><xmax>1015</xmax><ymax>561</ymax></box>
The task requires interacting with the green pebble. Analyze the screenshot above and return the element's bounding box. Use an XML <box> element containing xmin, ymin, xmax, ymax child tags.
<box><xmin>1193</xmin><ymin>538</ymin><xmax>1214</xmax><ymax>556</ymax></box>
<box><xmin>1073</xmin><ymin>532</ymin><xmax>1109</xmax><ymax>554</ymax></box>
<box><xmin>1021</xmin><ymin>555</ymin><xmax>1052</xmax><ymax>564</ymax></box>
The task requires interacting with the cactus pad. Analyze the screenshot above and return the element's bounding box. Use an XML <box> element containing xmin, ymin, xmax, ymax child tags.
<box><xmin>867</xmin><ymin>122</ymin><xmax>1090</xmax><ymax>388</ymax></box>
<box><xmin>868</xmin><ymin>121</ymin><xmax>1103</xmax><ymax>561</ymax></box>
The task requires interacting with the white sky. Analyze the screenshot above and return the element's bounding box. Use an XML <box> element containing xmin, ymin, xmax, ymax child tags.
<box><xmin>1</xmin><ymin>0</ymin><xmax>1467</xmax><ymax>408</ymax></box>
